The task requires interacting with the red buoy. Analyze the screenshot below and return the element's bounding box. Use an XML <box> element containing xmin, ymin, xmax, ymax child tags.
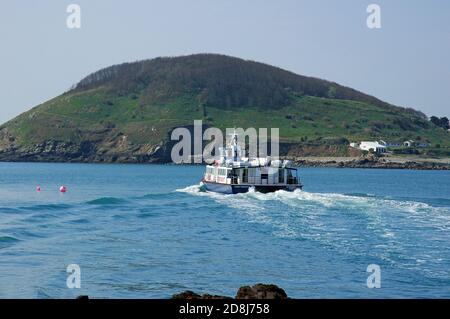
<box><xmin>59</xmin><ymin>186</ymin><xmax>67</xmax><ymax>193</ymax></box>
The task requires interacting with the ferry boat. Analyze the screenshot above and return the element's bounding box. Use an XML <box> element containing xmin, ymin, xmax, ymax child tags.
<box><xmin>201</xmin><ymin>133</ymin><xmax>302</xmax><ymax>194</ymax></box>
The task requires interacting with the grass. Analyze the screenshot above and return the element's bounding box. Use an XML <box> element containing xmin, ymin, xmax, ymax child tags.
<box><xmin>2</xmin><ymin>88</ymin><xmax>449</xmax><ymax>156</ymax></box>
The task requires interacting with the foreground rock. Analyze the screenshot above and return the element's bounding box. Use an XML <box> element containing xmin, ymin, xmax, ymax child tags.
<box><xmin>172</xmin><ymin>284</ymin><xmax>288</xmax><ymax>300</ymax></box>
<box><xmin>172</xmin><ymin>291</ymin><xmax>232</xmax><ymax>300</ymax></box>
<box><xmin>235</xmin><ymin>284</ymin><xmax>288</xmax><ymax>299</ymax></box>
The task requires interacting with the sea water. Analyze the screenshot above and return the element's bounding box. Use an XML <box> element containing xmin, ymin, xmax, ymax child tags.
<box><xmin>0</xmin><ymin>162</ymin><xmax>449</xmax><ymax>298</ymax></box>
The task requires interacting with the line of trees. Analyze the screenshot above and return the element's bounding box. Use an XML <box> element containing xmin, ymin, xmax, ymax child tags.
<box><xmin>430</xmin><ymin>116</ymin><xmax>449</xmax><ymax>130</ymax></box>
<box><xmin>70</xmin><ymin>54</ymin><xmax>407</xmax><ymax>112</ymax></box>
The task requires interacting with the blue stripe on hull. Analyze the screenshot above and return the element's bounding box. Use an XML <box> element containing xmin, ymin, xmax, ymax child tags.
<box><xmin>203</xmin><ymin>182</ymin><xmax>301</xmax><ymax>194</ymax></box>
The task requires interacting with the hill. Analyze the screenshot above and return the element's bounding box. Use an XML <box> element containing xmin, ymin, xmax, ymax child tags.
<box><xmin>0</xmin><ymin>54</ymin><xmax>448</xmax><ymax>163</ymax></box>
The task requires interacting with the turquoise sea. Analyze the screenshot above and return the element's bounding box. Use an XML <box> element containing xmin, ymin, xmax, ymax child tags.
<box><xmin>0</xmin><ymin>162</ymin><xmax>449</xmax><ymax>298</ymax></box>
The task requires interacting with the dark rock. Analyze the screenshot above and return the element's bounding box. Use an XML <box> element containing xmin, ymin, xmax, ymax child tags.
<box><xmin>76</xmin><ymin>295</ymin><xmax>89</xmax><ymax>300</ymax></box>
<box><xmin>235</xmin><ymin>283</ymin><xmax>288</xmax><ymax>299</ymax></box>
<box><xmin>172</xmin><ymin>290</ymin><xmax>232</xmax><ymax>300</ymax></box>
<box><xmin>172</xmin><ymin>283</ymin><xmax>288</xmax><ymax>299</ymax></box>
<box><xmin>200</xmin><ymin>294</ymin><xmax>233</xmax><ymax>300</ymax></box>
<box><xmin>172</xmin><ymin>291</ymin><xmax>202</xmax><ymax>299</ymax></box>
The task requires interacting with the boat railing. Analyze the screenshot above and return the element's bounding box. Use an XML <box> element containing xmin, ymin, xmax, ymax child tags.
<box><xmin>230</xmin><ymin>175</ymin><xmax>298</xmax><ymax>186</ymax></box>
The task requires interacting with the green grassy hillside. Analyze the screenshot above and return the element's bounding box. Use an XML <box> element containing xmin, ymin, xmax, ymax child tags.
<box><xmin>0</xmin><ymin>54</ymin><xmax>448</xmax><ymax>162</ymax></box>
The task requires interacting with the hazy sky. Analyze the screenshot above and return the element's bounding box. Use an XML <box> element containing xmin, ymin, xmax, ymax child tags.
<box><xmin>0</xmin><ymin>0</ymin><xmax>449</xmax><ymax>124</ymax></box>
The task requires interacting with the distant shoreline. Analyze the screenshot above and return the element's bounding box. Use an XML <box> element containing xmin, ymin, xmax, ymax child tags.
<box><xmin>289</xmin><ymin>156</ymin><xmax>450</xmax><ymax>170</ymax></box>
<box><xmin>0</xmin><ymin>156</ymin><xmax>449</xmax><ymax>170</ymax></box>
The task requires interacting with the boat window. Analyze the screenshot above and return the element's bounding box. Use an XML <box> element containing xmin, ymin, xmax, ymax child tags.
<box><xmin>242</xmin><ymin>168</ymin><xmax>248</xmax><ymax>183</ymax></box>
<box><xmin>278</xmin><ymin>169</ymin><xmax>284</xmax><ymax>183</ymax></box>
<box><xmin>286</xmin><ymin>169</ymin><xmax>297</xmax><ymax>184</ymax></box>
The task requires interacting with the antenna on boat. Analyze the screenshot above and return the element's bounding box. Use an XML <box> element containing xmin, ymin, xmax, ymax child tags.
<box><xmin>232</xmin><ymin>128</ymin><xmax>238</xmax><ymax>161</ymax></box>
<box><xmin>226</xmin><ymin>128</ymin><xmax>239</xmax><ymax>162</ymax></box>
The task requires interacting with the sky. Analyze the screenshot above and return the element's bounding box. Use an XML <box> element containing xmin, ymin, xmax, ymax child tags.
<box><xmin>0</xmin><ymin>0</ymin><xmax>449</xmax><ymax>124</ymax></box>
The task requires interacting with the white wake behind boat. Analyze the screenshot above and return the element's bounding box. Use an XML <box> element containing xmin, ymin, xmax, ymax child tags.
<box><xmin>201</xmin><ymin>133</ymin><xmax>302</xmax><ymax>194</ymax></box>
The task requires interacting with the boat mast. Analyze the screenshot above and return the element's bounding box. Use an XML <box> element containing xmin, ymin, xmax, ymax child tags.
<box><xmin>231</xmin><ymin>129</ymin><xmax>238</xmax><ymax>162</ymax></box>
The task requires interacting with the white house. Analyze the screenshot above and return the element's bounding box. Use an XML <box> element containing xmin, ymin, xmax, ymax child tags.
<box><xmin>403</xmin><ymin>140</ymin><xmax>414</xmax><ymax>147</ymax></box>
<box><xmin>379</xmin><ymin>140</ymin><xmax>399</xmax><ymax>147</ymax></box>
<box><xmin>359</xmin><ymin>141</ymin><xmax>387</xmax><ymax>154</ymax></box>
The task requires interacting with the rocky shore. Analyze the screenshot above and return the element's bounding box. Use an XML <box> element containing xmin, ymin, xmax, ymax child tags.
<box><xmin>289</xmin><ymin>156</ymin><xmax>450</xmax><ymax>170</ymax></box>
<box><xmin>0</xmin><ymin>142</ymin><xmax>448</xmax><ymax>170</ymax></box>
<box><xmin>172</xmin><ymin>284</ymin><xmax>288</xmax><ymax>300</ymax></box>
<box><xmin>75</xmin><ymin>284</ymin><xmax>288</xmax><ymax>300</ymax></box>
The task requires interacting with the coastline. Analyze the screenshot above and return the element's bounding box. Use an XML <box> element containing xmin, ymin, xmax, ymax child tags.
<box><xmin>289</xmin><ymin>156</ymin><xmax>450</xmax><ymax>170</ymax></box>
<box><xmin>0</xmin><ymin>155</ymin><xmax>449</xmax><ymax>170</ymax></box>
